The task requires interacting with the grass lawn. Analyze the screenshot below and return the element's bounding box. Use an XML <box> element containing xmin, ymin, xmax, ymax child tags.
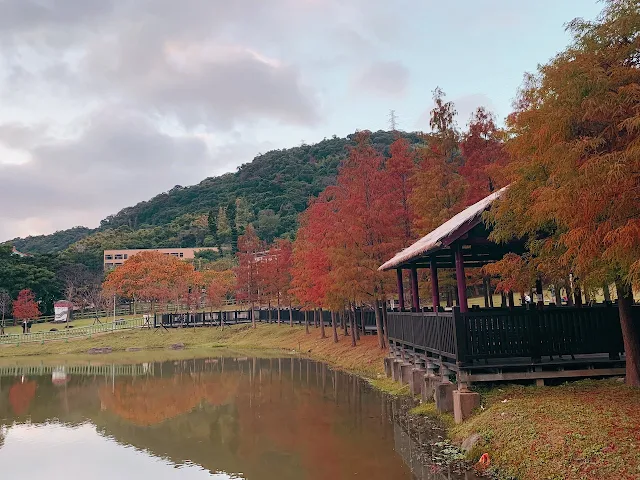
<box><xmin>0</xmin><ymin>322</ymin><xmax>387</xmax><ymax>377</ymax></box>
<box><xmin>2</xmin><ymin>314</ymin><xmax>141</xmax><ymax>335</ymax></box>
<box><xmin>452</xmin><ymin>380</ymin><xmax>640</xmax><ymax>480</ymax></box>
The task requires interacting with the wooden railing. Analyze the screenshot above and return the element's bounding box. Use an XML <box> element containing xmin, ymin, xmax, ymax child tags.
<box><xmin>388</xmin><ymin>305</ymin><xmax>635</xmax><ymax>365</ymax></box>
<box><xmin>387</xmin><ymin>311</ymin><xmax>458</xmax><ymax>360</ymax></box>
<box><xmin>155</xmin><ymin>308</ymin><xmax>379</xmax><ymax>330</ymax></box>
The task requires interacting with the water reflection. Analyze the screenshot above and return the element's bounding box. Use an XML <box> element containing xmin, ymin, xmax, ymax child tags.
<box><xmin>0</xmin><ymin>357</ymin><xmax>475</xmax><ymax>479</ymax></box>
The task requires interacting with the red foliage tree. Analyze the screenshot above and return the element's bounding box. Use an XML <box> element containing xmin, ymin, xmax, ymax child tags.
<box><xmin>12</xmin><ymin>289</ymin><xmax>40</xmax><ymax>325</ymax></box>
<box><xmin>235</xmin><ymin>225</ymin><xmax>265</xmax><ymax>328</ymax></box>
<box><xmin>459</xmin><ymin>107</ymin><xmax>511</xmax><ymax>205</ymax></box>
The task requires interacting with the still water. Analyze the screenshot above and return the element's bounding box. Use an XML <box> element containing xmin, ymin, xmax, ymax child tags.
<box><xmin>0</xmin><ymin>357</ymin><xmax>475</xmax><ymax>479</ymax></box>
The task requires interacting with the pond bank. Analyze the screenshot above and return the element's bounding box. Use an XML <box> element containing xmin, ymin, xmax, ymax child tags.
<box><xmin>3</xmin><ymin>323</ymin><xmax>638</xmax><ymax>479</ymax></box>
<box><xmin>0</xmin><ymin>323</ymin><xmax>387</xmax><ymax>376</ymax></box>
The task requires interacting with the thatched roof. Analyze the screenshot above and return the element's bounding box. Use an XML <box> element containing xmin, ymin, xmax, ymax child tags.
<box><xmin>379</xmin><ymin>187</ymin><xmax>507</xmax><ymax>271</ymax></box>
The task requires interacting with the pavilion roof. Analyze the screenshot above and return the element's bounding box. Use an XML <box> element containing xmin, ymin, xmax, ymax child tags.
<box><xmin>379</xmin><ymin>187</ymin><xmax>508</xmax><ymax>271</ymax></box>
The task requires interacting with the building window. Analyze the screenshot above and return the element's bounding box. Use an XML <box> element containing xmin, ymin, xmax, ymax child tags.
<box><xmin>124</xmin><ymin>254</ymin><xmax>128</xmax><ymax>259</ymax></box>
<box><xmin>115</xmin><ymin>254</ymin><xmax>123</xmax><ymax>260</ymax></box>
<box><xmin>179</xmin><ymin>252</ymin><xmax>184</xmax><ymax>258</ymax></box>
<box><xmin>171</xmin><ymin>253</ymin><xmax>179</xmax><ymax>257</ymax></box>
<box><xmin>105</xmin><ymin>255</ymin><xmax>113</xmax><ymax>260</ymax></box>
<box><xmin>105</xmin><ymin>262</ymin><xmax>114</xmax><ymax>268</ymax></box>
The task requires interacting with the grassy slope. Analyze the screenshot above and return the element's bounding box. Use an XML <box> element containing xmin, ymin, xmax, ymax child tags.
<box><xmin>451</xmin><ymin>381</ymin><xmax>640</xmax><ymax>480</ymax></box>
<box><xmin>0</xmin><ymin>323</ymin><xmax>387</xmax><ymax>377</ymax></box>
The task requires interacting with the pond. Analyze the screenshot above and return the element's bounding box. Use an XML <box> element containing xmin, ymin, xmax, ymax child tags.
<box><xmin>0</xmin><ymin>356</ymin><xmax>479</xmax><ymax>479</ymax></box>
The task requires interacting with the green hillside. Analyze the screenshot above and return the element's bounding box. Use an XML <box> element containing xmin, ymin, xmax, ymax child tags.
<box><xmin>7</xmin><ymin>130</ymin><xmax>422</xmax><ymax>269</ymax></box>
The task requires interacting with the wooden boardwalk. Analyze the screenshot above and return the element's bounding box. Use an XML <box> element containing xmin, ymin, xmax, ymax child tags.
<box><xmin>387</xmin><ymin>304</ymin><xmax>636</xmax><ymax>383</ymax></box>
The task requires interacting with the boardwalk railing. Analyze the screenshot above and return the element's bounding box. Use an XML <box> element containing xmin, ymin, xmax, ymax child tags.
<box><xmin>388</xmin><ymin>305</ymin><xmax>636</xmax><ymax>365</ymax></box>
<box><xmin>155</xmin><ymin>309</ymin><xmax>379</xmax><ymax>331</ymax></box>
<box><xmin>0</xmin><ymin>318</ymin><xmax>145</xmax><ymax>346</ymax></box>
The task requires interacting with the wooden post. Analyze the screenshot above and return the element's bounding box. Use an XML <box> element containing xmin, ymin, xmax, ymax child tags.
<box><xmin>508</xmin><ymin>291</ymin><xmax>515</xmax><ymax>310</ymax></box>
<box><xmin>483</xmin><ymin>277</ymin><xmax>490</xmax><ymax>308</ymax></box>
<box><xmin>410</xmin><ymin>267</ymin><xmax>420</xmax><ymax>312</ymax></box>
<box><xmin>430</xmin><ymin>261</ymin><xmax>439</xmax><ymax>312</ymax></box>
<box><xmin>454</xmin><ymin>243</ymin><xmax>468</xmax><ymax>313</ymax></box>
<box><xmin>396</xmin><ymin>269</ymin><xmax>405</xmax><ymax>311</ymax></box>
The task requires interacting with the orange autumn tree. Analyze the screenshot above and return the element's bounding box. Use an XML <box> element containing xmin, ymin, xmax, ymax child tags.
<box><xmin>261</xmin><ymin>239</ymin><xmax>293</xmax><ymax>324</ymax></box>
<box><xmin>489</xmin><ymin>0</ymin><xmax>640</xmax><ymax>385</ymax></box>
<box><xmin>103</xmin><ymin>251</ymin><xmax>201</xmax><ymax>313</ymax></box>
<box><xmin>235</xmin><ymin>225</ymin><xmax>264</xmax><ymax>328</ymax></box>
<box><xmin>459</xmin><ymin>107</ymin><xmax>511</xmax><ymax>205</ymax></box>
<box><xmin>292</xmin><ymin>132</ymin><xmax>404</xmax><ymax>348</ymax></box>
<box><xmin>291</xmin><ymin>193</ymin><xmax>334</xmax><ymax>336</ymax></box>
<box><xmin>12</xmin><ymin>289</ymin><xmax>40</xmax><ymax>325</ymax></box>
<box><xmin>411</xmin><ymin>88</ymin><xmax>467</xmax><ymax>235</ymax></box>
<box><xmin>203</xmin><ymin>265</ymin><xmax>235</xmax><ymax>314</ymax></box>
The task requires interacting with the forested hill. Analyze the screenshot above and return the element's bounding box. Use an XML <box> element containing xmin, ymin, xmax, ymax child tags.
<box><xmin>6</xmin><ymin>130</ymin><xmax>422</xmax><ymax>264</ymax></box>
<box><xmin>8</xmin><ymin>226</ymin><xmax>95</xmax><ymax>255</ymax></box>
<box><xmin>98</xmin><ymin>130</ymin><xmax>421</xmax><ymax>230</ymax></box>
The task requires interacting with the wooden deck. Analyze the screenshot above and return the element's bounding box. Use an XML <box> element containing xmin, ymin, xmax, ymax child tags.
<box><xmin>388</xmin><ymin>305</ymin><xmax>637</xmax><ymax>383</ymax></box>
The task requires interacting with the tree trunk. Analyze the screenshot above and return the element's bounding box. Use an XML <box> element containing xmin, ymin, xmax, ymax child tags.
<box><xmin>381</xmin><ymin>304</ymin><xmax>389</xmax><ymax>348</ymax></box>
<box><xmin>268</xmin><ymin>301</ymin><xmax>272</xmax><ymax>324</ymax></box>
<box><xmin>360</xmin><ymin>307</ymin><xmax>366</xmax><ymax>338</ymax></box>
<box><xmin>277</xmin><ymin>295</ymin><xmax>281</xmax><ymax>325</ymax></box>
<box><xmin>483</xmin><ymin>277</ymin><xmax>490</xmax><ymax>308</ymax></box>
<box><xmin>617</xmin><ymin>281</ymin><xmax>640</xmax><ymax>386</ymax></box>
<box><xmin>574</xmin><ymin>286</ymin><xmax>582</xmax><ymax>307</ymax></box>
<box><xmin>289</xmin><ymin>303</ymin><xmax>293</xmax><ymax>327</ymax></box>
<box><xmin>304</xmin><ymin>310</ymin><xmax>309</xmax><ymax>334</ymax></box>
<box><xmin>374</xmin><ymin>299</ymin><xmax>384</xmax><ymax>349</ymax></box>
<box><xmin>331</xmin><ymin>311</ymin><xmax>338</xmax><ymax>343</ymax></box>
<box><xmin>603</xmin><ymin>284</ymin><xmax>612</xmax><ymax>302</ymax></box>
<box><xmin>342</xmin><ymin>309</ymin><xmax>348</xmax><ymax>336</ymax></box>
<box><xmin>349</xmin><ymin>306</ymin><xmax>357</xmax><ymax>347</ymax></box>
<box><xmin>354</xmin><ymin>305</ymin><xmax>360</xmax><ymax>341</ymax></box>
<box><xmin>446</xmin><ymin>288</ymin><xmax>452</xmax><ymax>307</ymax></box>
<box><xmin>489</xmin><ymin>280</ymin><xmax>495</xmax><ymax>307</ymax></box>
<box><xmin>566</xmin><ymin>276</ymin><xmax>574</xmax><ymax>306</ymax></box>
<box><xmin>251</xmin><ymin>301</ymin><xmax>256</xmax><ymax>328</ymax></box>
<box><xmin>319</xmin><ymin>308</ymin><xmax>326</xmax><ymax>339</ymax></box>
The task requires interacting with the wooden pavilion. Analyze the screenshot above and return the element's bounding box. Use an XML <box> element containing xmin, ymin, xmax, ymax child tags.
<box><xmin>379</xmin><ymin>188</ymin><xmax>629</xmax><ymax>385</ymax></box>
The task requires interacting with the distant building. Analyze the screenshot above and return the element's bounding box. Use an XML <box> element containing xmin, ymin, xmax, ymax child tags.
<box><xmin>11</xmin><ymin>246</ymin><xmax>31</xmax><ymax>257</ymax></box>
<box><xmin>103</xmin><ymin>247</ymin><xmax>219</xmax><ymax>270</ymax></box>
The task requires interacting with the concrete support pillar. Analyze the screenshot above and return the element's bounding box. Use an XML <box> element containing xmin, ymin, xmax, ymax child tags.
<box><xmin>410</xmin><ymin>368</ymin><xmax>426</xmax><ymax>396</ymax></box>
<box><xmin>384</xmin><ymin>357</ymin><xmax>394</xmax><ymax>378</ymax></box>
<box><xmin>430</xmin><ymin>261</ymin><xmax>440</xmax><ymax>311</ymax></box>
<box><xmin>454</xmin><ymin>243</ymin><xmax>468</xmax><ymax>312</ymax></box>
<box><xmin>400</xmin><ymin>363</ymin><xmax>413</xmax><ymax>386</ymax></box>
<box><xmin>396</xmin><ymin>269</ymin><xmax>405</xmax><ymax>311</ymax></box>
<box><xmin>435</xmin><ymin>365</ymin><xmax>454</xmax><ymax>413</ymax></box>
<box><xmin>422</xmin><ymin>361</ymin><xmax>437</xmax><ymax>402</ymax></box>
<box><xmin>453</xmin><ymin>390</ymin><xmax>480</xmax><ymax>423</ymax></box>
<box><xmin>392</xmin><ymin>360</ymin><xmax>404</xmax><ymax>382</ymax></box>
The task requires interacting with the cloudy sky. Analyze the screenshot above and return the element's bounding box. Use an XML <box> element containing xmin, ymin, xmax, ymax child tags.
<box><xmin>0</xmin><ymin>0</ymin><xmax>602</xmax><ymax>242</ymax></box>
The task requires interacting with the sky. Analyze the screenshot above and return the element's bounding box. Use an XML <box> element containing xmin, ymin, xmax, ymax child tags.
<box><xmin>0</xmin><ymin>0</ymin><xmax>603</xmax><ymax>242</ymax></box>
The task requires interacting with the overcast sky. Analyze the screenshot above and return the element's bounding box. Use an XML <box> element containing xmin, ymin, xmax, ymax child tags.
<box><xmin>0</xmin><ymin>0</ymin><xmax>602</xmax><ymax>242</ymax></box>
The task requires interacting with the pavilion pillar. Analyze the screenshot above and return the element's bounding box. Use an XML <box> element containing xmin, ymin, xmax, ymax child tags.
<box><xmin>430</xmin><ymin>261</ymin><xmax>439</xmax><ymax>312</ymax></box>
<box><xmin>410</xmin><ymin>267</ymin><xmax>420</xmax><ymax>312</ymax></box>
<box><xmin>396</xmin><ymin>269</ymin><xmax>405</xmax><ymax>311</ymax></box>
<box><xmin>454</xmin><ymin>243</ymin><xmax>468</xmax><ymax>313</ymax></box>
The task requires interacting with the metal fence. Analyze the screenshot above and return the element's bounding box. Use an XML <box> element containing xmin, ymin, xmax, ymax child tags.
<box><xmin>0</xmin><ymin>317</ymin><xmax>145</xmax><ymax>346</ymax></box>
